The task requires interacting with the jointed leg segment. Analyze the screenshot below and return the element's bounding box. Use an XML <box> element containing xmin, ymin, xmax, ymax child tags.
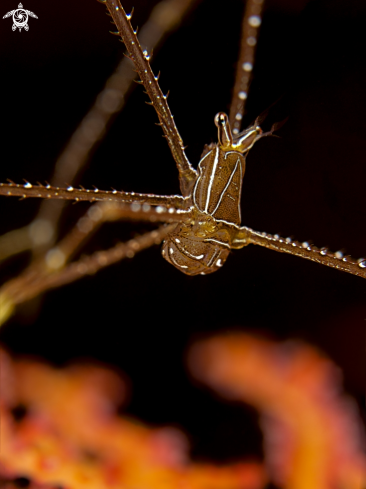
<box><xmin>36</xmin><ymin>0</ymin><xmax>199</xmax><ymax>238</ymax></box>
<box><xmin>229</xmin><ymin>0</ymin><xmax>264</xmax><ymax>134</ymax></box>
<box><xmin>233</xmin><ymin>226</ymin><xmax>366</xmax><ymax>279</ymax></box>
<box><xmin>0</xmin><ymin>223</ymin><xmax>176</xmax><ymax>327</ymax></box>
<box><xmin>0</xmin><ymin>0</ymin><xmax>197</xmax><ymax>262</ymax></box>
<box><xmin>0</xmin><ymin>0</ymin><xmax>202</xmax><ymax>327</ymax></box>
<box><xmin>0</xmin><ymin>195</ymin><xmax>190</xmax><ymax>325</ymax></box>
<box><xmin>0</xmin><ymin>182</ymin><xmax>185</xmax><ymax>207</ymax></box>
<box><xmin>43</xmin><ymin>202</ymin><xmax>190</xmax><ymax>271</ymax></box>
<box><xmin>104</xmin><ymin>0</ymin><xmax>198</xmax><ymax>196</ymax></box>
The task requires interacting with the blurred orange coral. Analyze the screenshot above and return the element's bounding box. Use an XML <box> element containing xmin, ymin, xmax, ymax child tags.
<box><xmin>188</xmin><ymin>333</ymin><xmax>366</xmax><ymax>489</ymax></box>
<box><xmin>0</xmin><ymin>347</ymin><xmax>265</xmax><ymax>489</ymax></box>
<box><xmin>1</xmin><ymin>333</ymin><xmax>365</xmax><ymax>489</ymax></box>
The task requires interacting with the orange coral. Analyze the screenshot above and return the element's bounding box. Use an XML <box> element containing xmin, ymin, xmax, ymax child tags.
<box><xmin>0</xmin><ymin>348</ymin><xmax>265</xmax><ymax>489</ymax></box>
<box><xmin>188</xmin><ymin>333</ymin><xmax>366</xmax><ymax>489</ymax></box>
<box><xmin>1</xmin><ymin>333</ymin><xmax>365</xmax><ymax>489</ymax></box>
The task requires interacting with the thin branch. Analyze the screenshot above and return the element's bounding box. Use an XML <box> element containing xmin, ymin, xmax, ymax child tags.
<box><xmin>104</xmin><ymin>0</ymin><xmax>198</xmax><ymax>196</ymax></box>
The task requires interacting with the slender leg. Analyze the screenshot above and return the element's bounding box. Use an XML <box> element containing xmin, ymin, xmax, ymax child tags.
<box><xmin>0</xmin><ymin>224</ymin><xmax>176</xmax><ymax>327</ymax></box>
<box><xmin>0</xmin><ymin>197</ymin><xmax>190</xmax><ymax>326</ymax></box>
<box><xmin>41</xmin><ymin>202</ymin><xmax>191</xmax><ymax>270</ymax></box>
<box><xmin>232</xmin><ymin>226</ymin><xmax>366</xmax><ymax>279</ymax></box>
<box><xmin>7</xmin><ymin>201</ymin><xmax>189</xmax><ymax>279</ymax></box>
<box><xmin>0</xmin><ymin>182</ymin><xmax>185</xmax><ymax>207</ymax></box>
<box><xmin>36</xmin><ymin>0</ymin><xmax>200</xmax><ymax>239</ymax></box>
<box><xmin>104</xmin><ymin>0</ymin><xmax>198</xmax><ymax>197</ymax></box>
<box><xmin>229</xmin><ymin>0</ymin><xmax>265</xmax><ymax>134</ymax></box>
<box><xmin>0</xmin><ymin>0</ymin><xmax>199</xmax><ymax>263</ymax></box>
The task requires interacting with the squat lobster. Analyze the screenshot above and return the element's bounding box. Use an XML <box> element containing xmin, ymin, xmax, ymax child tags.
<box><xmin>0</xmin><ymin>0</ymin><xmax>365</xmax><ymax>286</ymax></box>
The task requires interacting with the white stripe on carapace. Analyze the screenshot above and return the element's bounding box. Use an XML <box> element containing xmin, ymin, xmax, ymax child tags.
<box><xmin>193</xmin><ymin>149</ymin><xmax>213</xmax><ymax>210</ymax></box>
<box><xmin>168</xmin><ymin>246</ymin><xmax>188</xmax><ymax>269</ymax></box>
<box><xmin>215</xmin><ymin>218</ymin><xmax>241</xmax><ymax>228</ymax></box>
<box><xmin>180</xmin><ymin>248</ymin><xmax>204</xmax><ymax>260</ymax></box>
<box><xmin>228</xmin><ymin>151</ymin><xmax>243</xmax><ymax>222</ymax></box>
<box><xmin>207</xmin><ymin>249</ymin><xmax>220</xmax><ymax>267</ymax></box>
<box><xmin>205</xmin><ymin>146</ymin><xmax>219</xmax><ymax>212</ymax></box>
<box><xmin>211</xmin><ymin>157</ymin><xmax>240</xmax><ymax>216</ymax></box>
<box><xmin>204</xmin><ymin>238</ymin><xmax>231</xmax><ymax>249</ymax></box>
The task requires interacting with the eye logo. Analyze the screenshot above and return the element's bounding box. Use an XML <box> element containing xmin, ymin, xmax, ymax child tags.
<box><xmin>3</xmin><ymin>3</ymin><xmax>38</xmax><ymax>32</ymax></box>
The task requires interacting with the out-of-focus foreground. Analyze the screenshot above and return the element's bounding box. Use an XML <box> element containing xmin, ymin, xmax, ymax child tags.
<box><xmin>1</xmin><ymin>332</ymin><xmax>365</xmax><ymax>489</ymax></box>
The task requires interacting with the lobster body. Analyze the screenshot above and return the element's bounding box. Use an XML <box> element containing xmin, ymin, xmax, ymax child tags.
<box><xmin>162</xmin><ymin>138</ymin><xmax>249</xmax><ymax>276</ymax></box>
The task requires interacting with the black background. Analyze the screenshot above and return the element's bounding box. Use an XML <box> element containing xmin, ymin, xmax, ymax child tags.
<box><xmin>0</xmin><ymin>0</ymin><xmax>365</xmax><ymax>470</ymax></box>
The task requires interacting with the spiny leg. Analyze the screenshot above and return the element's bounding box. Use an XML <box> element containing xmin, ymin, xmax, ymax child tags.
<box><xmin>0</xmin><ymin>183</ymin><xmax>184</xmax><ymax>263</ymax></box>
<box><xmin>229</xmin><ymin>0</ymin><xmax>264</xmax><ymax>134</ymax></box>
<box><xmin>0</xmin><ymin>0</ymin><xmax>198</xmax><ymax>262</ymax></box>
<box><xmin>0</xmin><ymin>0</ymin><xmax>199</xmax><ymax>323</ymax></box>
<box><xmin>50</xmin><ymin>0</ymin><xmax>199</xmax><ymax>192</ymax></box>
<box><xmin>41</xmin><ymin>202</ymin><xmax>192</xmax><ymax>272</ymax></box>
<box><xmin>0</xmin><ymin>182</ymin><xmax>185</xmax><ymax>207</ymax></box>
<box><xmin>103</xmin><ymin>0</ymin><xmax>198</xmax><ymax>196</ymax></box>
<box><xmin>233</xmin><ymin>226</ymin><xmax>366</xmax><ymax>279</ymax></box>
<box><xmin>0</xmin><ymin>224</ymin><xmax>176</xmax><ymax>327</ymax></box>
<box><xmin>17</xmin><ymin>201</ymin><xmax>190</xmax><ymax>277</ymax></box>
<box><xmin>0</xmin><ymin>198</ymin><xmax>190</xmax><ymax>326</ymax></box>
<box><xmin>36</xmin><ymin>0</ymin><xmax>200</xmax><ymax>244</ymax></box>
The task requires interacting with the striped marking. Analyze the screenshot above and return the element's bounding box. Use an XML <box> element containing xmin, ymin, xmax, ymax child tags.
<box><xmin>181</xmin><ymin>249</ymin><xmax>204</xmax><ymax>260</ymax></box>
<box><xmin>204</xmin><ymin>238</ymin><xmax>231</xmax><ymax>249</ymax></box>
<box><xmin>216</xmin><ymin>219</ymin><xmax>240</xmax><ymax>227</ymax></box>
<box><xmin>193</xmin><ymin>149</ymin><xmax>213</xmax><ymax>210</ymax></box>
<box><xmin>207</xmin><ymin>249</ymin><xmax>220</xmax><ymax>267</ymax></box>
<box><xmin>205</xmin><ymin>147</ymin><xmax>219</xmax><ymax>212</ymax></box>
<box><xmin>168</xmin><ymin>246</ymin><xmax>188</xmax><ymax>269</ymax></box>
<box><xmin>211</xmin><ymin>157</ymin><xmax>241</xmax><ymax>216</ymax></box>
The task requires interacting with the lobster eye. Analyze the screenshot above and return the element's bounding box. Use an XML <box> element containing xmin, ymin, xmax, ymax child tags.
<box><xmin>214</xmin><ymin>113</ymin><xmax>233</xmax><ymax>148</ymax></box>
<box><xmin>214</xmin><ymin>112</ymin><xmax>228</xmax><ymax>127</ymax></box>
